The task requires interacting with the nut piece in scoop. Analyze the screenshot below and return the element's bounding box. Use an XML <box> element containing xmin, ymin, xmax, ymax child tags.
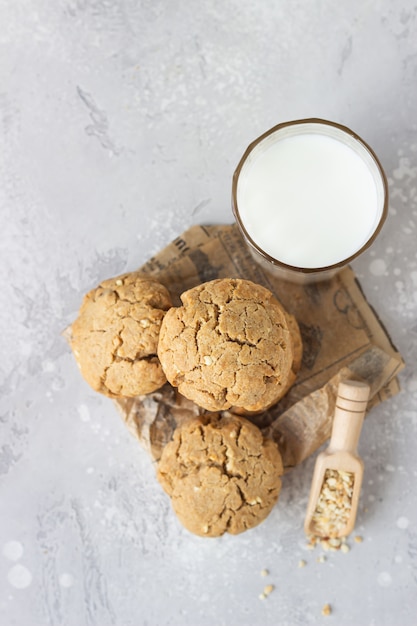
<box><xmin>157</xmin><ymin>413</ymin><xmax>284</xmax><ymax>537</ymax></box>
<box><xmin>157</xmin><ymin>278</ymin><xmax>302</xmax><ymax>412</ymax></box>
<box><xmin>69</xmin><ymin>272</ymin><xmax>172</xmax><ymax>397</ymax></box>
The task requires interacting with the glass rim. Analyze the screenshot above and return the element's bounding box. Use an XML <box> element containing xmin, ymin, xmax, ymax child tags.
<box><xmin>231</xmin><ymin>118</ymin><xmax>389</xmax><ymax>275</ymax></box>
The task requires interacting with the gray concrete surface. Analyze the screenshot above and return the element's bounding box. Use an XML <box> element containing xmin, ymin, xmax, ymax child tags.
<box><xmin>1</xmin><ymin>1</ymin><xmax>416</xmax><ymax>624</ymax></box>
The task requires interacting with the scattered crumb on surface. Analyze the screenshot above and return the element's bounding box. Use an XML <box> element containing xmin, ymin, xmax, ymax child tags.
<box><xmin>258</xmin><ymin>570</ymin><xmax>275</xmax><ymax>600</ymax></box>
<box><xmin>341</xmin><ymin>543</ymin><xmax>350</xmax><ymax>553</ymax></box>
<box><xmin>298</xmin><ymin>559</ymin><xmax>307</xmax><ymax>568</ymax></box>
<box><xmin>259</xmin><ymin>584</ymin><xmax>275</xmax><ymax>600</ymax></box>
<box><xmin>322</xmin><ymin>603</ymin><xmax>332</xmax><ymax>616</ymax></box>
<box><xmin>317</xmin><ymin>554</ymin><xmax>326</xmax><ymax>563</ymax></box>
<box><xmin>258</xmin><ymin>569</ymin><xmax>275</xmax><ymax>599</ymax></box>
<box><xmin>354</xmin><ymin>535</ymin><xmax>363</xmax><ymax>543</ymax></box>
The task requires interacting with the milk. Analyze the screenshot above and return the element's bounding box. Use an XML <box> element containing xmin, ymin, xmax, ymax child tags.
<box><xmin>236</xmin><ymin>131</ymin><xmax>382</xmax><ymax>269</ymax></box>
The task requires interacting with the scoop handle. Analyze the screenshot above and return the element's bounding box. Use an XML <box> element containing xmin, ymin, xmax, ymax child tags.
<box><xmin>329</xmin><ymin>380</ymin><xmax>371</xmax><ymax>453</ymax></box>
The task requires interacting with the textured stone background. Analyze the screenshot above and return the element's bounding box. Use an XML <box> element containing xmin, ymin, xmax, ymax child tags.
<box><xmin>1</xmin><ymin>1</ymin><xmax>416</xmax><ymax>625</ymax></box>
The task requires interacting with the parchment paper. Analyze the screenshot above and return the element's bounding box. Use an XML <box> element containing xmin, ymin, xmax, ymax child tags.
<box><xmin>115</xmin><ymin>224</ymin><xmax>405</xmax><ymax>471</ymax></box>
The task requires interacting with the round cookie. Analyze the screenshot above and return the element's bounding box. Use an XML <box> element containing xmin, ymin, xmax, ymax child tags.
<box><xmin>157</xmin><ymin>414</ymin><xmax>283</xmax><ymax>536</ymax></box>
<box><xmin>157</xmin><ymin>278</ymin><xmax>302</xmax><ymax>412</ymax></box>
<box><xmin>70</xmin><ymin>272</ymin><xmax>172</xmax><ymax>397</ymax></box>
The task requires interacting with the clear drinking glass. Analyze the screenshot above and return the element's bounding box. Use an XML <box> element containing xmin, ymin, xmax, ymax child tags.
<box><xmin>232</xmin><ymin>119</ymin><xmax>388</xmax><ymax>284</ymax></box>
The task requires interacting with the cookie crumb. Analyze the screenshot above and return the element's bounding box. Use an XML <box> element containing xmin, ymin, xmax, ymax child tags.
<box><xmin>340</xmin><ymin>543</ymin><xmax>350</xmax><ymax>553</ymax></box>
<box><xmin>354</xmin><ymin>535</ymin><xmax>363</xmax><ymax>543</ymax></box>
<box><xmin>317</xmin><ymin>555</ymin><xmax>326</xmax><ymax>563</ymax></box>
<box><xmin>260</xmin><ymin>569</ymin><xmax>269</xmax><ymax>577</ymax></box>
<box><xmin>298</xmin><ymin>559</ymin><xmax>306</xmax><ymax>568</ymax></box>
<box><xmin>322</xmin><ymin>603</ymin><xmax>332</xmax><ymax>616</ymax></box>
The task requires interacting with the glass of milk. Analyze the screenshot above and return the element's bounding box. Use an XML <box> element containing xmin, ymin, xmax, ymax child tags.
<box><xmin>232</xmin><ymin>119</ymin><xmax>388</xmax><ymax>283</ymax></box>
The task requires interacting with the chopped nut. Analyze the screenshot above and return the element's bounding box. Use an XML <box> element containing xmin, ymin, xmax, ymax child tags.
<box><xmin>329</xmin><ymin>538</ymin><xmax>342</xmax><ymax>550</ymax></box>
<box><xmin>311</xmin><ymin>469</ymin><xmax>354</xmax><ymax>538</ymax></box>
<box><xmin>320</xmin><ymin>537</ymin><xmax>343</xmax><ymax>551</ymax></box>
<box><xmin>298</xmin><ymin>559</ymin><xmax>307</xmax><ymax>568</ymax></box>
<box><xmin>306</xmin><ymin>538</ymin><xmax>316</xmax><ymax>550</ymax></box>
<box><xmin>308</xmin><ymin>527</ymin><xmax>358</xmax><ymax>553</ymax></box>
<box><xmin>322</xmin><ymin>603</ymin><xmax>332</xmax><ymax>616</ymax></box>
<box><xmin>139</xmin><ymin>319</ymin><xmax>150</xmax><ymax>328</ymax></box>
<box><xmin>203</xmin><ymin>355</ymin><xmax>213</xmax><ymax>365</ymax></box>
<box><xmin>115</xmin><ymin>279</ymin><xmax>123</xmax><ymax>286</ymax></box>
<box><xmin>259</xmin><ymin>583</ymin><xmax>275</xmax><ymax>600</ymax></box>
<box><xmin>329</xmin><ymin>537</ymin><xmax>341</xmax><ymax>548</ymax></box>
<box><xmin>263</xmin><ymin>584</ymin><xmax>274</xmax><ymax>597</ymax></box>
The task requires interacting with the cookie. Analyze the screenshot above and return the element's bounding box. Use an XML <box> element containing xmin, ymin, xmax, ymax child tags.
<box><xmin>157</xmin><ymin>278</ymin><xmax>302</xmax><ymax>412</ymax></box>
<box><xmin>157</xmin><ymin>414</ymin><xmax>283</xmax><ymax>536</ymax></box>
<box><xmin>70</xmin><ymin>272</ymin><xmax>172</xmax><ymax>397</ymax></box>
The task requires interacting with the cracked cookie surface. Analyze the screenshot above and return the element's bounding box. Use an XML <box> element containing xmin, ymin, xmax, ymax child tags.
<box><xmin>157</xmin><ymin>414</ymin><xmax>283</xmax><ymax>536</ymax></box>
<box><xmin>70</xmin><ymin>272</ymin><xmax>172</xmax><ymax>397</ymax></box>
<box><xmin>158</xmin><ymin>278</ymin><xmax>302</xmax><ymax>412</ymax></box>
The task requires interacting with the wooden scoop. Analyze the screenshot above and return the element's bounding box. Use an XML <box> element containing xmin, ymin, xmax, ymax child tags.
<box><xmin>304</xmin><ymin>379</ymin><xmax>371</xmax><ymax>539</ymax></box>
